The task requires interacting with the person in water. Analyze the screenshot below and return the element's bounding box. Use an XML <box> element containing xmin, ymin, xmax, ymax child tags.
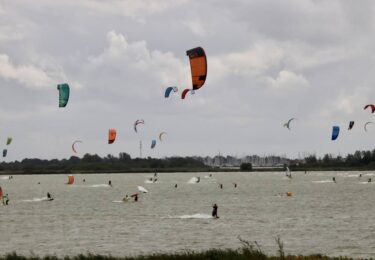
<box><xmin>332</xmin><ymin>177</ymin><xmax>336</xmax><ymax>183</ymax></box>
<box><xmin>3</xmin><ymin>193</ymin><xmax>9</xmax><ymax>205</ymax></box>
<box><xmin>122</xmin><ymin>194</ymin><xmax>130</xmax><ymax>202</ymax></box>
<box><xmin>368</xmin><ymin>178</ymin><xmax>372</xmax><ymax>183</ymax></box>
<box><xmin>212</xmin><ymin>204</ymin><xmax>218</xmax><ymax>218</ymax></box>
<box><xmin>83</xmin><ymin>179</ymin><xmax>86</xmax><ymax>183</ymax></box>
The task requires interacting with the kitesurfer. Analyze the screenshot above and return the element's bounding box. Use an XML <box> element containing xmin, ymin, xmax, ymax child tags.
<box><xmin>47</xmin><ymin>192</ymin><xmax>52</xmax><ymax>200</ymax></box>
<box><xmin>122</xmin><ymin>195</ymin><xmax>130</xmax><ymax>202</ymax></box>
<box><xmin>174</xmin><ymin>184</ymin><xmax>178</xmax><ymax>188</ymax></box>
<box><xmin>83</xmin><ymin>179</ymin><xmax>86</xmax><ymax>183</ymax></box>
<box><xmin>359</xmin><ymin>174</ymin><xmax>362</xmax><ymax>178</ymax></box>
<box><xmin>332</xmin><ymin>177</ymin><xmax>336</xmax><ymax>183</ymax></box>
<box><xmin>233</xmin><ymin>183</ymin><xmax>237</xmax><ymax>188</ymax></box>
<box><xmin>219</xmin><ymin>184</ymin><xmax>223</xmax><ymax>189</ymax></box>
<box><xmin>3</xmin><ymin>193</ymin><xmax>9</xmax><ymax>205</ymax></box>
<box><xmin>134</xmin><ymin>194</ymin><xmax>138</xmax><ymax>202</ymax></box>
<box><xmin>196</xmin><ymin>177</ymin><xmax>200</xmax><ymax>183</ymax></box>
<box><xmin>108</xmin><ymin>180</ymin><xmax>112</xmax><ymax>187</ymax></box>
<box><xmin>212</xmin><ymin>204</ymin><xmax>218</xmax><ymax>218</ymax></box>
<box><xmin>368</xmin><ymin>178</ymin><xmax>372</xmax><ymax>183</ymax></box>
<box><xmin>153</xmin><ymin>178</ymin><xmax>158</xmax><ymax>183</ymax></box>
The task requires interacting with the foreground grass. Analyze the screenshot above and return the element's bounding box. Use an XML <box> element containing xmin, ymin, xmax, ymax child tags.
<box><xmin>1</xmin><ymin>238</ymin><xmax>358</xmax><ymax>260</ymax></box>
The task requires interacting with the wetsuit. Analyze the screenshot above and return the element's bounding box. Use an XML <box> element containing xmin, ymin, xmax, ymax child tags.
<box><xmin>212</xmin><ymin>204</ymin><xmax>218</xmax><ymax>218</ymax></box>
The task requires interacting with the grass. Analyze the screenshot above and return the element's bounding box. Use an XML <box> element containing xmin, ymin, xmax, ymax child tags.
<box><xmin>0</xmin><ymin>237</ymin><xmax>360</xmax><ymax>260</ymax></box>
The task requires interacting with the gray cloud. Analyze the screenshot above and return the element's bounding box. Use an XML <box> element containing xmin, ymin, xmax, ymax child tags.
<box><xmin>1</xmin><ymin>0</ymin><xmax>375</xmax><ymax>161</ymax></box>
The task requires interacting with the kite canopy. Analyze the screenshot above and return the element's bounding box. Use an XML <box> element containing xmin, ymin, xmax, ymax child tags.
<box><xmin>134</xmin><ymin>119</ymin><xmax>145</xmax><ymax>133</ymax></box>
<box><xmin>159</xmin><ymin>132</ymin><xmax>167</xmax><ymax>142</ymax></box>
<box><xmin>67</xmin><ymin>175</ymin><xmax>74</xmax><ymax>185</ymax></box>
<box><xmin>6</xmin><ymin>137</ymin><xmax>12</xmax><ymax>145</ymax></box>
<box><xmin>348</xmin><ymin>121</ymin><xmax>354</xmax><ymax>130</ymax></box>
<box><xmin>364</xmin><ymin>104</ymin><xmax>375</xmax><ymax>113</ymax></box>
<box><xmin>151</xmin><ymin>139</ymin><xmax>156</xmax><ymax>149</ymax></box>
<box><xmin>186</xmin><ymin>47</ymin><xmax>207</xmax><ymax>90</ymax></box>
<box><xmin>283</xmin><ymin>118</ymin><xmax>296</xmax><ymax>130</ymax></box>
<box><xmin>165</xmin><ymin>86</ymin><xmax>178</xmax><ymax>98</ymax></box>
<box><xmin>108</xmin><ymin>129</ymin><xmax>117</xmax><ymax>144</ymax></box>
<box><xmin>72</xmin><ymin>140</ymin><xmax>82</xmax><ymax>154</ymax></box>
<box><xmin>57</xmin><ymin>83</ymin><xmax>70</xmax><ymax>108</ymax></box>
<box><xmin>364</xmin><ymin>122</ymin><xmax>373</xmax><ymax>132</ymax></box>
<box><xmin>2</xmin><ymin>149</ymin><xmax>7</xmax><ymax>157</ymax></box>
<box><xmin>181</xmin><ymin>89</ymin><xmax>195</xmax><ymax>99</ymax></box>
<box><xmin>331</xmin><ymin>126</ymin><xmax>340</xmax><ymax>141</ymax></box>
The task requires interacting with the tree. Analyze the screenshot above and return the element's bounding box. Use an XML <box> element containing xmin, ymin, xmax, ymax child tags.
<box><xmin>240</xmin><ymin>163</ymin><xmax>252</xmax><ymax>171</ymax></box>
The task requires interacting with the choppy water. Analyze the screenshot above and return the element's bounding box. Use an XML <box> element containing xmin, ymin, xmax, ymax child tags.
<box><xmin>1</xmin><ymin>171</ymin><xmax>375</xmax><ymax>258</ymax></box>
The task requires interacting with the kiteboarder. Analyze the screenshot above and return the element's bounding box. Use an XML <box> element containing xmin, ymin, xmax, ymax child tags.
<box><xmin>134</xmin><ymin>194</ymin><xmax>138</xmax><ymax>202</ymax></box>
<box><xmin>368</xmin><ymin>178</ymin><xmax>372</xmax><ymax>183</ymax></box>
<box><xmin>46</xmin><ymin>192</ymin><xmax>54</xmax><ymax>201</ymax></box>
<box><xmin>233</xmin><ymin>183</ymin><xmax>237</xmax><ymax>188</ymax></box>
<box><xmin>332</xmin><ymin>177</ymin><xmax>336</xmax><ymax>183</ymax></box>
<box><xmin>108</xmin><ymin>180</ymin><xmax>112</xmax><ymax>187</ymax></box>
<box><xmin>174</xmin><ymin>184</ymin><xmax>178</xmax><ymax>188</ymax></box>
<box><xmin>122</xmin><ymin>195</ymin><xmax>130</xmax><ymax>202</ymax></box>
<box><xmin>196</xmin><ymin>177</ymin><xmax>200</xmax><ymax>183</ymax></box>
<box><xmin>212</xmin><ymin>204</ymin><xmax>218</xmax><ymax>218</ymax></box>
<box><xmin>219</xmin><ymin>184</ymin><xmax>223</xmax><ymax>189</ymax></box>
<box><xmin>3</xmin><ymin>193</ymin><xmax>9</xmax><ymax>205</ymax></box>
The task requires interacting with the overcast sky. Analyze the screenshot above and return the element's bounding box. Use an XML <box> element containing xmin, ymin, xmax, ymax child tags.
<box><xmin>1</xmin><ymin>0</ymin><xmax>375</xmax><ymax>161</ymax></box>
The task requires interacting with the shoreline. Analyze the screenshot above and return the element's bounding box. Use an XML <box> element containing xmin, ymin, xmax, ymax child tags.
<box><xmin>0</xmin><ymin>167</ymin><xmax>374</xmax><ymax>175</ymax></box>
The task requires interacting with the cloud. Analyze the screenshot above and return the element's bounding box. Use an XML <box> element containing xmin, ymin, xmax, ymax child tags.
<box><xmin>76</xmin><ymin>0</ymin><xmax>188</xmax><ymax>21</ymax></box>
<box><xmin>266</xmin><ymin>70</ymin><xmax>309</xmax><ymax>90</ymax></box>
<box><xmin>183</xmin><ymin>19</ymin><xmax>206</xmax><ymax>36</ymax></box>
<box><xmin>0</xmin><ymin>54</ymin><xmax>56</xmax><ymax>89</ymax></box>
<box><xmin>88</xmin><ymin>30</ymin><xmax>189</xmax><ymax>88</ymax></box>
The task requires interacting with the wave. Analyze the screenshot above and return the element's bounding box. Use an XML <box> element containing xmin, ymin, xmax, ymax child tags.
<box><xmin>188</xmin><ymin>177</ymin><xmax>199</xmax><ymax>184</ymax></box>
<box><xmin>22</xmin><ymin>197</ymin><xmax>53</xmax><ymax>202</ymax></box>
<box><xmin>0</xmin><ymin>176</ymin><xmax>10</xmax><ymax>180</ymax></box>
<box><xmin>312</xmin><ymin>180</ymin><xmax>335</xmax><ymax>183</ymax></box>
<box><xmin>168</xmin><ymin>214</ymin><xmax>214</xmax><ymax>219</ymax></box>
<box><xmin>72</xmin><ymin>184</ymin><xmax>110</xmax><ymax>188</ymax></box>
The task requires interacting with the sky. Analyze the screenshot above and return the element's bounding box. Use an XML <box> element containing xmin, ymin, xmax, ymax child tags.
<box><xmin>1</xmin><ymin>0</ymin><xmax>375</xmax><ymax>161</ymax></box>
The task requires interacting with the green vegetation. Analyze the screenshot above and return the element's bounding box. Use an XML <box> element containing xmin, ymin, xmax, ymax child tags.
<box><xmin>240</xmin><ymin>163</ymin><xmax>253</xmax><ymax>171</ymax></box>
<box><xmin>0</xmin><ymin>237</ymin><xmax>356</xmax><ymax>260</ymax></box>
<box><xmin>292</xmin><ymin>149</ymin><xmax>375</xmax><ymax>171</ymax></box>
<box><xmin>0</xmin><ymin>153</ymin><xmax>211</xmax><ymax>174</ymax></box>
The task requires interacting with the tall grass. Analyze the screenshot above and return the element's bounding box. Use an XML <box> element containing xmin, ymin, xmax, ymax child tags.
<box><xmin>1</xmin><ymin>237</ymin><xmax>358</xmax><ymax>260</ymax></box>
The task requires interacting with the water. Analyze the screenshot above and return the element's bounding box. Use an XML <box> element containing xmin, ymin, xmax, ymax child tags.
<box><xmin>1</xmin><ymin>171</ymin><xmax>375</xmax><ymax>258</ymax></box>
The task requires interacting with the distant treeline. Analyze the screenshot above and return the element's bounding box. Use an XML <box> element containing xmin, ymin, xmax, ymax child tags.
<box><xmin>0</xmin><ymin>153</ymin><xmax>212</xmax><ymax>174</ymax></box>
<box><xmin>293</xmin><ymin>149</ymin><xmax>375</xmax><ymax>170</ymax></box>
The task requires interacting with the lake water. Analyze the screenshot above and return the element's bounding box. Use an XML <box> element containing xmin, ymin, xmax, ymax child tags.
<box><xmin>1</xmin><ymin>171</ymin><xmax>375</xmax><ymax>258</ymax></box>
